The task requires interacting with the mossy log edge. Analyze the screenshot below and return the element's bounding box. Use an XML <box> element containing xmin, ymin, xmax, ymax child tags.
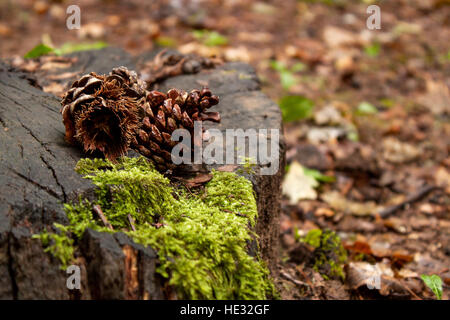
<box><xmin>0</xmin><ymin>48</ymin><xmax>285</xmax><ymax>299</ymax></box>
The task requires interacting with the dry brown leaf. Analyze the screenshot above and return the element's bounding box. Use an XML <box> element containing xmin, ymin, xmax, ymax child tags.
<box><xmin>0</xmin><ymin>23</ymin><xmax>12</xmax><ymax>37</ymax></box>
<box><xmin>321</xmin><ymin>191</ymin><xmax>381</xmax><ymax>216</ymax></box>
<box><xmin>323</xmin><ymin>26</ymin><xmax>359</xmax><ymax>48</ymax></box>
<box><xmin>40</xmin><ymin>61</ymin><xmax>73</xmax><ymax>71</ymax></box>
<box><xmin>183</xmin><ymin>173</ymin><xmax>213</xmax><ymax>188</ymax></box>
<box><xmin>382</xmin><ymin>137</ymin><xmax>421</xmax><ymax>164</ymax></box>
<box><xmin>418</xmin><ymin>78</ymin><xmax>450</xmax><ymax>115</ymax></box>
<box><xmin>217</xmin><ymin>164</ymin><xmax>238</xmax><ymax>172</ymax></box>
<box><xmin>47</xmin><ymin>71</ymin><xmax>82</xmax><ymax>80</ymax></box>
<box><xmin>78</xmin><ymin>22</ymin><xmax>106</xmax><ymax>39</ymax></box>
<box><xmin>42</xmin><ymin>82</ymin><xmax>65</xmax><ymax>96</ymax></box>
<box><xmin>346</xmin><ymin>261</ymin><xmax>408</xmax><ymax>296</ymax></box>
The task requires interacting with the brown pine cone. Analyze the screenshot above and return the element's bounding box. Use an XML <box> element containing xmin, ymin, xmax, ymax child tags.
<box><xmin>133</xmin><ymin>87</ymin><xmax>220</xmax><ymax>171</ymax></box>
<box><xmin>141</xmin><ymin>49</ymin><xmax>222</xmax><ymax>88</ymax></box>
<box><xmin>61</xmin><ymin>67</ymin><xmax>146</xmax><ymax>160</ymax></box>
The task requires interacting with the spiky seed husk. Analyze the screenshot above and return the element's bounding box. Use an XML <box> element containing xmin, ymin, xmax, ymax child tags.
<box><xmin>61</xmin><ymin>67</ymin><xmax>146</xmax><ymax>160</ymax></box>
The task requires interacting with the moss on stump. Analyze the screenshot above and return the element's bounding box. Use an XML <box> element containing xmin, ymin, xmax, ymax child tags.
<box><xmin>34</xmin><ymin>157</ymin><xmax>276</xmax><ymax>299</ymax></box>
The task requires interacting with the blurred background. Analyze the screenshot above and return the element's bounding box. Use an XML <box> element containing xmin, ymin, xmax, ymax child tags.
<box><xmin>0</xmin><ymin>0</ymin><xmax>449</xmax><ymax>299</ymax></box>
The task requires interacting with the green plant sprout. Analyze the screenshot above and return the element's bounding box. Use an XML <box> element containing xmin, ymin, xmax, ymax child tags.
<box><xmin>192</xmin><ymin>30</ymin><xmax>228</xmax><ymax>47</ymax></box>
<box><xmin>421</xmin><ymin>274</ymin><xmax>443</xmax><ymax>300</ymax></box>
<box><xmin>24</xmin><ymin>41</ymin><xmax>108</xmax><ymax>58</ymax></box>
<box><xmin>270</xmin><ymin>60</ymin><xmax>306</xmax><ymax>91</ymax></box>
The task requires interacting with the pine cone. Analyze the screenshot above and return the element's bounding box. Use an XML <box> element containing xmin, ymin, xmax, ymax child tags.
<box><xmin>133</xmin><ymin>87</ymin><xmax>220</xmax><ymax>170</ymax></box>
<box><xmin>61</xmin><ymin>67</ymin><xmax>146</xmax><ymax>160</ymax></box>
<box><xmin>140</xmin><ymin>49</ymin><xmax>222</xmax><ymax>88</ymax></box>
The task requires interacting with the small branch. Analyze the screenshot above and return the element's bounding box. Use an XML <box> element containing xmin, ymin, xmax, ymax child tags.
<box><xmin>128</xmin><ymin>214</ymin><xmax>136</xmax><ymax>232</ymax></box>
<box><xmin>223</xmin><ymin>209</ymin><xmax>247</xmax><ymax>218</ymax></box>
<box><xmin>280</xmin><ymin>271</ymin><xmax>309</xmax><ymax>288</ymax></box>
<box><xmin>92</xmin><ymin>204</ymin><xmax>114</xmax><ymax>230</ymax></box>
<box><xmin>378</xmin><ymin>185</ymin><xmax>440</xmax><ymax>218</ymax></box>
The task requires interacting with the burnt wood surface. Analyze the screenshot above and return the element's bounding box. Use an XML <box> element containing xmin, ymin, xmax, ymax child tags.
<box><xmin>0</xmin><ymin>48</ymin><xmax>284</xmax><ymax>299</ymax></box>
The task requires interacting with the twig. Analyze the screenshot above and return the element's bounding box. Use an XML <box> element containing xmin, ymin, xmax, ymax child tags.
<box><xmin>296</xmin><ymin>267</ymin><xmax>314</xmax><ymax>289</ymax></box>
<box><xmin>402</xmin><ymin>282</ymin><xmax>422</xmax><ymax>300</ymax></box>
<box><xmin>378</xmin><ymin>185</ymin><xmax>439</xmax><ymax>218</ymax></box>
<box><xmin>92</xmin><ymin>204</ymin><xmax>114</xmax><ymax>230</ymax></box>
<box><xmin>223</xmin><ymin>209</ymin><xmax>247</xmax><ymax>218</ymax></box>
<box><xmin>128</xmin><ymin>214</ymin><xmax>136</xmax><ymax>232</ymax></box>
<box><xmin>280</xmin><ymin>271</ymin><xmax>309</xmax><ymax>288</ymax></box>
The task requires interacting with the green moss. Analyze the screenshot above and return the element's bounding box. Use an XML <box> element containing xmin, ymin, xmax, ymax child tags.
<box><xmin>237</xmin><ymin>157</ymin><xmax>257</xmax><ymax>175</ymax></box>
<box><xmin>36</xmin><ymin>156</ymin><xmax>275</xmax><ymax>299</ymax></box>
<box><xmin>300</xmin><ymin>229</ymin><xmax>347</xmax><ymax>281</ymax></box>
<box><xmin>32</xmin><ymin>223</ymin><xmax>75</xmax><ymax>270</ymax></box>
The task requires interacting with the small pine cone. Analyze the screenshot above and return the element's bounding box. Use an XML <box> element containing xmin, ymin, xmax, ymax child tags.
<box><xmin>133</xmin><ymin>87</ymin><xmax>220</xmax><ymax>171</ymax></box>
<box><xmin>61</xmin><ymin>67</ymin><xmax>146</xmax><ymax>160</ymax></box>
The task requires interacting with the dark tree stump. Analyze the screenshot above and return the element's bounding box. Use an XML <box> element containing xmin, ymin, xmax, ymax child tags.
<box><xmin>0</xmin><ymin>48</ymin><xmax>285</xmax><ymax>299</ymax></box>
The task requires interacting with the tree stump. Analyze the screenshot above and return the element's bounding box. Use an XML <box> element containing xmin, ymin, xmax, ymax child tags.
<box><xmin>0</xmin><ymin>48</ymin><xmax>285</xmax><ymax>299</ymax></box>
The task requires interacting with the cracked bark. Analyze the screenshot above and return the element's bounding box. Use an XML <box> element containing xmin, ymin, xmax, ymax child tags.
<box><xmin>0</xmin><ymin>48</ymin><xmax>284</xmax><ymax>299</ymax></box>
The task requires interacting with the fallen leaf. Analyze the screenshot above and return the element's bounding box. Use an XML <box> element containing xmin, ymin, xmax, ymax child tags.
<box><xmin>344</xmin><ymin>240</ymin><xmax>373</xmax><ymax>256</ymax></box>
<box><xmin>314</xmin><ymin>207</ymin><xmax>335</xmax><ymax>218</ymax></box>
<box><xmin>47</xmin><ymin>71</ymin><xmax>81</xmax><ymax>80</ymax></box>
<box><xmin>391</xmin><ymin>250</ymin><xmax>414</xmax><ymax>268</ymax></box>
<box><xmin>335</xmin><ymin>54</ymin><xmax>355</xmax><ymax>73</ymax></box>
<box><xmin>323</xmin><ymin>26</ymin><xmax>359</xmax><ymax>48</ymax></box>
<box><xmin>279</xmin><ymin>95</ymin><xmax>314</xmax><ymax>122</ymax></box>
<box><xmin>346</xmin><ymin>261</ymin><xmax>409</xmax><ymax>296</ymax></box>
<box><xmin>183</xmin><ymin>173</ymin><xmax>213</xmax><ymax>188</ymax></box>
<box><xmin>282</xmin><ymin>161</ymin><xmax>318</xmax><ymax>204</ymax></box>
<box><xmin>217</xmin><ymin>165</ymin><xmax>238</xmax><ymax>172</ymax></box>
<box><xmin>356</xmin><ymin>101</ymin><xmax>378</xmax><ymax>115</ymax></box>
<box><xmin>434</xmin><ymin>166</ymin><xmax>450</xmax><ymax>193</ymax></box>
<box><xmin>383</xmin><ymin>217</ymin><xmax>409</xmax><ymax>234</ymax></box>
<box><xmin>314</xmin><ymin>105</ymin><xmax>345</xmax><ymax>126</ymax></box>
<box><xmin>382</xmin><ymin>137</ymin><xmax>421</xmax><ymax>164</ymax></box>
<box><xmin>0</xmin><ymin>23</ymin><xmax>12</xmax><ymax>37</ymax></box>
<box><xmin>42</xmin><ymin>82</ymin><xmax>65</xmax><ymax>96</ymax></box>
<box><xmin>237</xmin><ymin>31</ymin><xmax>273</xmax><ymax>43</ymax></box>
<box><xmin>322</xmin><ymin>191</ymin><xmax>381</xmax><ymax>216</ymax></box>
<box><xmin>78</xmin><ymin>23</ymin><xmax>106</xmax><ymax>39</ymax></box>
<box><xmin>398</xmin><ymin>268</ymin><xmax>419</xmax><ymax>279</ymax></box>
<box><xmin>393</xmin><ymin>22</ymin><xmax>423</xmax><ymax>35</ymax></box>
<box><xmin>347</xmin><ymin>261</ymin><xmax>392</xmax><ymax>288</ymax></box>
<box><xmin>418</xmin><ymin>78</ymin><xmax>450</xmax><ymax>115</ymax></box>
<box><xmin>40</xmin><ymin>61</ymin><xmax>73</xmax><ymax>70</ymax></box>
<box><xmin>307</xmin><ymin>127</ymin><xmax>346</xmax><ymax>144</ymax></box>
<box><xmin>224</xmin><ymin>46</ymin><xmax>251</xmax><ymax>62</ymax></box>
<box><xmin>24</xmin><ymin>44</ymin><xmax>54</xmax><ymax>59</ymax></box>
<box><xmin>285</xmin><ymin>39</ymin><xmax>325</xmax><ymax>64</ymax></box>
<box><xmin>178</xmin><ymin>41</ymin><xmax>221</xmax><ymax>57</ymax></box>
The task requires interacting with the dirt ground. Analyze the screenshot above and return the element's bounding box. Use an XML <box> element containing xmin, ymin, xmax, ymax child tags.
<box><xmin>0</xmin><ymin>0</ymin><xmax>449</xmax><ymax>300</ymax></box>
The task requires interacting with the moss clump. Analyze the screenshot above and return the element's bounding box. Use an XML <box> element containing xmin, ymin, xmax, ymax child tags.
<box><xmin>36</xmin><ymin>156</ymin><xmax>275</xmax><ymax>299</ymax></box>
<box><xmin>32</xmin><ymin>223</ymin><xmax>74</xmax><ymax>270</ymax></box>
<box><xmin>300</xmin><ymin>229</ymin><xmax>347</xmax><ymax>280</ymax></box>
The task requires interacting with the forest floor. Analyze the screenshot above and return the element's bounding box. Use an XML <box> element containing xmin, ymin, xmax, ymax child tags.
<box><xmin>0</xmin><ymin>0</ymin><xmax>449</xmax><ymax>300</ymax></box>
